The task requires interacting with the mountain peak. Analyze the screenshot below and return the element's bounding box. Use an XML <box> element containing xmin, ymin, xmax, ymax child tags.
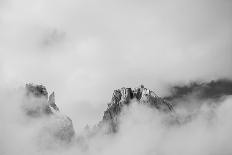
<box><xmin>100</xmin><ymin>85</ymin><xmax>174</xmax><ymax>132</ymax></box>
<box><xmin>23</xmin><ymin>84</ymin><xmax>75</xmax><ymax>143</ymax></box>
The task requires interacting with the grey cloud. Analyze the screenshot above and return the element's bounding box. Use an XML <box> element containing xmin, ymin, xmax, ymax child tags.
<box><xmin>165</xmin><ymin>79</ymin><xmax>232</xmax><ymax>102</ymax></box>
<box><xmin>0</xmin><ymin>0</ymin><xmax>232</xmax><ymax>132</ymax></box>
<box><xmin>1</xmin><ymin>0</ymin><xmax>232</xmax><ymax>154</ymax></box>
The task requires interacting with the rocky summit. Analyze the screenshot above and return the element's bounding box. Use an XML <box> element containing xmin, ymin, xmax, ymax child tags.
<box><xmin>22</xmin><ymin>84</ymin><xmax>174</xmax><ymax>140</ymax></box>
<box><xmin>100</xmin><ymin>85</ymin><xmax>174</xmax><ymax>132</ymax></box>
<box><xmin>23</xmin><ymin>84</ymin><xmax>75</xmax><ymax>144</ymax></box>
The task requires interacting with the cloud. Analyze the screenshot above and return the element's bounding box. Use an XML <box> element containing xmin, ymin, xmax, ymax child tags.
<box><xmin>1</xmin><ymin>0</ymin><xmax>232</xmax><ymax>129</ymax></box>
<box><xmin>1</xmin><ymin>85</ymin><xmax>232</xmax><ymax>155</ymax></box>
<box><xmin>165</xmin><ymin>78</ymin><xmax>232</xmax><ymax>99</ymax></box>
<box><xmin>76</xmin><ymin>96</ymin><xmax>232</xmax><ymax>155</ymax></box>
<box><xmin>162</xmin><ymin>79</ymin><xmax>232</xmax><ymax>112</ymax></box>
<box><xmin>1</xmin><ymin>0</ymin><xmax>232</xmax><ymax>154</ymax></box>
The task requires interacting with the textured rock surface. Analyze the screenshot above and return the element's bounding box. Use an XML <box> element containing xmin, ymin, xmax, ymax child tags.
<box><xmin>100</xmin><ymin>85</ymin><xmax>174</xmax><ymax>132</ymax></box>
<box><xmin>23</xmin><ymin>84</ymin><xmax>75</xmax><ymax>143</ymax></box>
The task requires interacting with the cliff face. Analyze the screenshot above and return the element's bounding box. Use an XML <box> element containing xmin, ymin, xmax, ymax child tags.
<box><xmin>100</xmin><ymin>85</ymin><xmax>174</xmax><ymax>132</ymax></box>
<box><xmin>22</xmin><ymin>84</ymin><xmax>174</xmax><ymax>139</ymax></box>
<box><xmin>23</xmin><ymin>84</ymin><xmax>75</xmax><ymax>143</ymax></box>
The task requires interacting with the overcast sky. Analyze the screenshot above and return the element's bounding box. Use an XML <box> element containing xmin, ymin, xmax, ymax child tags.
<box><xmin>0</xmin><ymin>0</ymin><xmax>232</xmax><ymax>128</ymax></box>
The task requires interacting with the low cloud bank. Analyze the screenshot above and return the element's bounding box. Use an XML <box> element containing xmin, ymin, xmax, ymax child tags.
<box><xmin>1</xmin><ymin>83</ymin><xmax>232</xmax><ymax>155</ymax></box>
<box><xmin>164</xmin><ymin>79</ymin><xmax>232</xmax><ymax>110</ymax></box>
<box><xmin>165</xmin><ymin>79</ymin><xmax>232</xmax><ymax>100</ymax></box>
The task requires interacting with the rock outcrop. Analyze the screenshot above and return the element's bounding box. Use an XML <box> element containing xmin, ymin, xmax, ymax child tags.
<box><xmin>100</xmin><ymin>85</ymin><xmax>174</xmax><ymax>132</ymax></box>
<box><xmin>22</xmin><ymin>84</ymin><xmax>173</xmax><ymax>140</ymax></box>
<box><xmin>23</xmin><ymin>84</ymin><xmax>75</xmax><ymax>144</ymax></box>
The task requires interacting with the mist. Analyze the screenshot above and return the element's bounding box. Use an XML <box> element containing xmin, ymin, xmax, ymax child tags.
<box><xmin>1</xmin><ymin>84</ymin><xmax>232</xmax><ymax>155</ymax></box>
<box><xmin>1</xmin><ymin>0</ymin><xmax>232</xmax><ymax>127</ymax></box>
<box><xmin>1</xmin><ymin>0</ymin><xmax>232</xmax><ymax>154</ymax></box>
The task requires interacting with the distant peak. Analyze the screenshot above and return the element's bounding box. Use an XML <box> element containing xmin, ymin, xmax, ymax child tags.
<box><xmin>100</xmin><ymin>85</ymin><xmax>174</xmax><ymax>132</ymax></box>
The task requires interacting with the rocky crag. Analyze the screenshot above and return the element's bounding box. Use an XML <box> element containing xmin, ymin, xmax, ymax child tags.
<box><xmin>20</xmin><ymin>81</ymin><xmax>232</xmax><ymax>140</ymax></box>
<box><xmin>23</xmin><ymin>84</ymin><xmax>75</xmax><ymax>144</ymax></box>
<box><xmin>22</xmin><ymin>84</ymin><xmax>173</xmax><ymax>140</ymax></box>
<box><xmin>99</xmin><ymin>85</ymin><xmax>174</xmax><ymax>132</ymax></box>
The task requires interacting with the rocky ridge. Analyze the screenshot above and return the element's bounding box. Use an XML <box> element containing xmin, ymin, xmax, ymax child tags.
<box><xmin>23</xmin><ymin>84</ymin><xmax>75</xmax><ymax>143</ymax></box>
<box><xmin>19</xmin><ymin>81</ymin><xmax>232</xmax><ymax>143</ymax></box>
<box><xmin>100</xmin><ymin>85</ymin><xmax>174</xmax><ymax>132</ymax></box>
<box><xmin>23</xmin><ymin>84</ymin><xmax>173</xmax><ymax>139</ymax></box>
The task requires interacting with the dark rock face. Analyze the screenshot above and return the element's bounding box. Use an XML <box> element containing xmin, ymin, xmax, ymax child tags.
<box><xmin>24</xmin><ymin>84</ymin><xmax>53</xmax><ymax>116</ymax></box>
<box><xmin>26</xmin><ymin>84</ymin><xmax>49</xmax><ymax>99</ymax></box>
<box><xmin>48</xmin><ymin>92</ymin><xmax>60</xmax><ymax>111</ymax></box>
<box><xmin>23</xmin><ymin>84</ymin><xmax>75</xmax><ymax>143</ymax></box>
<box><xmin>100</xmin><ymin>85</ymin><xmax>174</xmax><ymax>132</ymax></box>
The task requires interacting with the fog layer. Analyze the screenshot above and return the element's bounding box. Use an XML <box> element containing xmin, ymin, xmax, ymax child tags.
<box><xmin>1</xmin><ymin>86</ymin><xmax>232</xmax><ymax>155</ymax></box>
<box><xmin>0</xmin><ymin>0</ymin><xmax>232</xmax><ymax>129</ymax></box>
<box><xmin>1</xmin><ymin>0</ymin><xmax>232</xmax><ymax>154</ymax></box>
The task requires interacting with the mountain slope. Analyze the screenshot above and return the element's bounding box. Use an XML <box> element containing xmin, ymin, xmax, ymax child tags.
<box><xmin>99</xmin><ymin>85</ymin><xmax>174</xmax><ymax>132</ymax></box>
<box><xmin>23</xmin><ymin>84</ymin><xmax>75</xmax><ymax>144</ymax></box>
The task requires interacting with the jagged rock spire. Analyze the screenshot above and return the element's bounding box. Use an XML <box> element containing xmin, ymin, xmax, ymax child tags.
<box><xmin>23</xmin><ymin>84</ymin><xmax>75</xmax><ymax>143</ymax></box>
<box><xmin>101</xmin><ymin>85</ymin><xmax>174</xmax><ymax>132</ymax></box>
<box><xmin>49</xmin><ymin>92</ymin><xmax>59</xmax><ymax>111</ymax></box>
